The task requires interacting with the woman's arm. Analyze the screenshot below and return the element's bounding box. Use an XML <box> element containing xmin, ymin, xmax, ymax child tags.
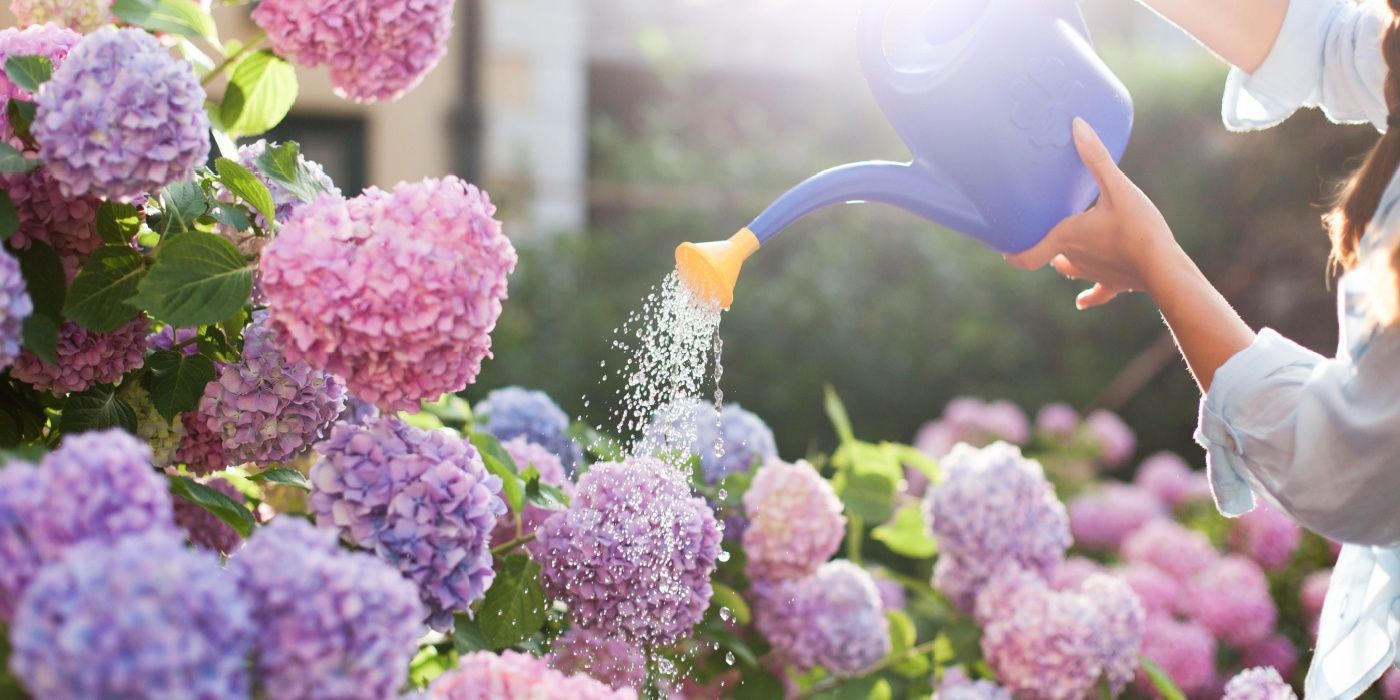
<box><xmin>1137</xmin><ymin>0</ymin><xmax>1290</xmax><ymax>73</ymax></box>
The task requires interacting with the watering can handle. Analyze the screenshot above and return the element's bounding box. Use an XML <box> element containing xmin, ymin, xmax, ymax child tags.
<box><xmin>858</xmin><ymin>0</ymin><xmax>932</xmax><ymax>94</ymax></box>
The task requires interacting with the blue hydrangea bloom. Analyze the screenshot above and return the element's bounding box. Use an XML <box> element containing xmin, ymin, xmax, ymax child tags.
<box><xmin>646</xmin><ymin>399</ymin><xmax>777</xmax><ymax>485</ymax></box>
<box><xmin>475</xmin><ymin>385</ymin><xmax>581</xmax><ymax>472</ymax></box>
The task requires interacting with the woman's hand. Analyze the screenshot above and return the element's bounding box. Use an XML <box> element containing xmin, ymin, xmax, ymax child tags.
<box><xmin>1006</xmin><ymin>117</ymin><xmax>1183</xmax><ymax>309</ymax></box>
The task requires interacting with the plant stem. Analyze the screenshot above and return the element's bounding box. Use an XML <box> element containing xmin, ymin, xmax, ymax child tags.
<box><xmin>169</xmin><ymin>335</ymin><xmax>200</xmax><ymax>352</ymax></box>
<box><xmin>490</xmin><ymin>532</ymin><xmax>537</xmax><ymax>555</ymax></box>
<box><xmin>798</xmin><ymin>640</ymin><xmax>941</xmax><ymax>697</ymax></box>
<box><xmin>201</xmin><ymin>32</ymin><xmax>267</xmax><ymax>87</ymax></box>
<box><xmin>846</xmin><ymin>515</ymin><xmax>863</xmax><ymax>564</ymax></box>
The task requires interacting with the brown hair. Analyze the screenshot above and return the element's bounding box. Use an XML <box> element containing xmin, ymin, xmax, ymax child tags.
<box><xmin>1323</xmin><ymin>0</ymin><xmax>1400</xmax><ymax>323</ymax></box>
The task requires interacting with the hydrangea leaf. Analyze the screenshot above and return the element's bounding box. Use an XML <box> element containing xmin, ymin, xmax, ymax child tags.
<box><xmin>96</xmin><ymin>202</ymin><xmax>142</xmax><ymax>246</ymax></box>
<box><xmin>0</xmin><ymin>142</ymin><xmax>38</xmax><ymax>173</ymax></box>
<box><xmin>132</xmin><ymin>231</ymin><xmax>252</xmax><ymax>327</ymax></box>
<box><xmin>0</xmin><ymin>379</ymin><xmax>46</xmax><ymax>448</ymax></box>
<box><xmin>253</xmin><ymin>142</ymin><xmax>330</xmax><ymax>204</ymax></box>
<box><xmin>709</xmin><ymin>582</ymin><xmax>751</xmax><ymax>625</ymax></box>
<box><xmin>4</xmin><ymin>55</ymin><xmax>52</xmax><ymax>94</ymax></box>
<box><xmin>155</xmin><ymin>180</ymin><xmax>210</xmax><ymax>235</ymax></box>
<box><xmin>5</xmin><ymin>100</ymin><xmax>36</xmax><ymax>148</ymax></box>
<box><xmin>169</xmin><ymin>475</ymin><xmax>255</xmax><ymax>537</ymax></box>
<box><xmin>246</xmin><ymin>467</ymin><xmax>309</xmax><ymax>489</ymax></box>
<box><xmin>144</xmin><ymin>350</ymin><xmax>215</xmax><ymax>423</ymax></box>
<box><xmin>871</xmin><ymin>503</ymin><xmax>938</xmax><ymax>559</ymax></box>
<box><xmin>833</xmin><ymin>469</ymin><xmax>896</xmax><ymax>523</ymax></box>
<box><xmin>60</xmin><ymin>385</ymin><xmax>137</xmax><ymax>434</ymax></box>
<box><xmin>734</xmin><ymin>666</ymin><xmax>785</xmax><ymax>700</ymax></box>
<box><xmin>214</xmin><ymin>158</ymin><xmax>276</xmax><ymax>228</ymax></box>
<box><xmin>469</xmin><ymin>431</ymin><xmax>524</xmax><ymax>515</ymax></box>
<box><xmin>452</xmin><ymin>614</ymin><xmax>489</xmax><ymax>654</ymax></box>
<box><xmin>210</xmin><ymin>204</ymin><xmax>252</xmax><ymax>233</ymax></box>
<box><xmin>19</xmin><ymin>314</ymin><xmax>57</xmax><ymax>365</ymax></box>
<box><xmin>0</xmin><ymin>191</ymin><xmax>17</xmax><ymax>242</ymax></box>
<box><xmin>220</xmin><ymin>50</ymin><xmax>297</xmax><ymax>140</ymax></box>
<box><xmin>1139</xmin><ymin>659</ymin><xmax>1186</xmax><ymax>700</ymax></box>
<box><xmin>521</xmin><ymin>467</ymin><xmax>568</xmax><ymax>510</ymax></box>
<box><xmin>64</xmin><ymin>248</ymin><xmax>146</xmax><ymax>333</ymax></box>
<box><xmin>477</xmin><ymin>553</ymin><xmax>545</xmax><ymax>651</ymax></box>
<box><xmin>15</xmin><ymin>240</ymin><xmax>64</xmax><ymax>364</ymax></box>
<box><xmin>112</xmin><ymin>0</ymin><xmax>217</xmax><ymax>40</ymax></box>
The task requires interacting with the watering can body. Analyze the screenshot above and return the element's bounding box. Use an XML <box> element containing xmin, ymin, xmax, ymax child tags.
<box><xmin>748</xmin><ymin>0</ymin><xmax>1134</xmax><ymax>254</ymax></box>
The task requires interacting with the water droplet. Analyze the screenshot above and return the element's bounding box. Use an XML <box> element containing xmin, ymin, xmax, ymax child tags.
<box><xmin>717</xmin><ymin>550</ymin><xmax>731</xmax><ymax>563</ymax></box>
<box><xmin>716</xmin><ymin>488</ymin><xmax>728</xmax><ymax>500</ymax></box>
<box><xmin>725</xmin><ymin>651</ymin><xmax>736</xmax><ymax>665</ymax></box>
<box><xmin>719</xmin><ymin>607</ymin><xmax>732</xmax><ymax>622</ymax></box>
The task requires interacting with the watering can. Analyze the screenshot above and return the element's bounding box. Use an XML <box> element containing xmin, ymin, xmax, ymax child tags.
<box><xmin>676</xmin><ymin>0</ymin><xmax>1133</xmax><ymax>308</ymax></box>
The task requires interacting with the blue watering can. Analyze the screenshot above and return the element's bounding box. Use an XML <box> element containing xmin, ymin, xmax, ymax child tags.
<box><xmin>676</xmin><ymin>0</ymin><xmax>1134</xmax><ymax>308</ymax></box>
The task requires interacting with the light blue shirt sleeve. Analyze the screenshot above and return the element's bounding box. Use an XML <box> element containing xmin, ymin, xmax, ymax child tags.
<box><xmin>1222</xmin><ymin>0</ymin><xmax>1389</xmax><ymax>132</ymax></box>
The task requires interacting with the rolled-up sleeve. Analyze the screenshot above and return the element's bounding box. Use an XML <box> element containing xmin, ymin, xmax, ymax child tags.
<box><xmin>1196</xmin><ymin>327</ymin><xmax>1400</xmax><ymax>546</ymax></box>
<box><xmin>1222</xmin><ymin>0</ymin><xmax>1388</xmax><ymax>132</ymax></box>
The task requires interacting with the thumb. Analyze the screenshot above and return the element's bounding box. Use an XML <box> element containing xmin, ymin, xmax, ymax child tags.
<box><xmin>1071</xmin><ymin>117</ymin><xmax>1124</xmax><ymax>201</ymax></box>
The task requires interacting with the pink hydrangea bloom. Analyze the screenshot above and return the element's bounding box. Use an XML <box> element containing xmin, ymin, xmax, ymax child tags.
<box><xmin>9</xmin><ymin>0</ymin><xmax>110</xmax><ymax>33</ymax></box>
<box><xmin>1085</xmin><ymin>409</ymin><xmax>1135</xmax><ymax>468</ymax></box>
<box><xmin>936</xmin><ymin>667</ymin><xmax>1013</xmax><ymax>700</ymax></box>
<box><xmin>1049</xmin><ymin>556</ymin><xmax>1104</xmax><ymax>592</ymax></box>
<box><xmin>1134</xmin><ymin>452</ymin><xmax>1209</xmax><ymax>509</ymax></box>
<box><xmin>11</xmin><ymin>316</ymin><xmax>148</xmax><ymax>395</ymax></box>
<box><xmin>261</xmin><ymin>177</ymin><xmax>517</xmax><ymax>411</ymax></box>
<box><xmin>489</xmin><ymin>437</ymin><xmax>572</xmax><ymax>553</ymax></box>
<box><xmin>753</xmin><ymin>560</ymin><xmax>891</xmax><ymax>678</ymax></box>
<box><xmin>252</xmin><ymin>0</ymin><xmax>453</xmax><ymax>103</ymax></box>
<box><xmin>1241</xmin><ymin>634</ymin><xmax>1298</xmax><ymax>680</ymax></box>
<box><xmin>914</xmin><ymin>397</ymin><xmax>1030</xmax><ymax>459</ymax></box>
<box><xmin>1180</xmin><ymin>555</ymin><xmax>1277</xmax><ymax>647</ymax></box>
<box><xmin>1035</xmin><ymin>402</ymin><xmax>1081</xmax><ymax>438</ymax></box>
<box><xmin>1068</xmin><ymin>482</ymin><xmax>1165</xmax><ymax>551</ymax></box>
<box><xmin>1135</xmin><ymin>616</ymin><xmax>1217</xmax><ymax>697</ymax></box>
<box><xmin>1383</xmin><ymin>668</ymin><xmax>1400</xmax><ymax>700</ymax></box>
<box><xmin>742</xmin><ymin>457</ymin><xmax>845</xmax><ymax>581</ymax></box>
<box><xmin>1301</xmin><ymin>569</ymin><xmax>1330</xmax><ymax>621</ymax></box>
<box><xmin>1122</xmin><ymin>520</ymin><xmax>1219</xmax><ymax>581</ymax></box>
<box><xmin>426</xmin><ymin>651</ymin><xmax>636</xmax><ymax>700</ymax></box>
<box><xmin>1118</xmin><ymin>563</ymin><xmax>1181</xmax><ymax>617</ymax></box>
<box><xmin>1222</xmin><ymin>667</ymin><xmax>1297</xmax><ymax>700</ymax></box>
<box><xmin>546</xmin><ymin>627</ymin><xmax>646</xmax><ymax>692</ymax></box>
<box><xmin>1231</xmin><ymin>502</ymin><xmax>1302</xmax><ymax>570</ymax></box>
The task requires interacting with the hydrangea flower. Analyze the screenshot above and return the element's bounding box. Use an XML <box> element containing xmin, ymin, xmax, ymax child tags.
<box><xmin>117</xmin><ymin>381</ymin><xmax>184</xmax><ymax>467</ymax></box>
<box><xmin>1085</xmin><ymin>409</ymin><xmax>1135</xmax><ymax>467</ymax></box>
<box><xmin>9</xmin><ymin>0</ymin><xmax>110</xmax><ymax>33</ymax></box>
<box><xmin>232</xmin><ymin>518</ymin><xmax>425</xmax><ymax>700</ymax></box>
<box><xmin>1117</xmin><ymin>563</ymin><xmax>1181</xmax><ymax>617</ymax></box>
<box><xmin>1241</xmin><ymin>634</ymin><xmax>1298</xmax><ymax>679</ymax></box>
<box><xmin>742</xmin><ymin>457</ymin><xmax>845</xmax><ymax>581</ymax></box>
<box><xmin>0</xmin><ymin>248</ymin><xmax>32</xmax><ymax>371</ymax></box>
<box><xmin>9</xmin><ymin>530</ymin><xmax>252</xmax><ymax>700</ymax></box>
<box><xmin>262</xmin><ymin>178</ymin><xmax>517</xmax><ymax>412</ymax></box>
<box><xmin>873</xmin><ymin>574</ymin><xmax>907</xmax><ymax>610</ymax></box>
<box><xmin>1231</xmin><ymin>501</ymin><xmax>1302</xmax><ymax>570</ymax></box>
<box><xmin>426</xmin><ymin>651</ymin><xmax>636</xmax><ymax>700</ymax></box>
<box><xmin>11</xmin><ymin>316</ymin><xmax>148</xmax><ymax>394</ymax></box>
<box><xmin>1301</xmin><ymin>569</ymin><xmax>1330</xmax><ymax>623</ymax></box>
<box><xmin>1122</xmin><ymin>519</ymin><xmax>1218</xmax><ymax>581</ymax></box>
<box><xmin>1035</xmin><ymin>402</ymin><xmax>1080</xmax><ymax>438</ymax></box>
<box><xmin>310</xmin><ymin>415</ymin><xmax>505</xmax><ymax>630</ymax></box>
<box><xmin>923</xmin><ymin>442</ymin><xmax>1070</xmax><ymax>611</ymax></box>
<box><xmin>535</xmin><ymin>457</ymin><xmax>720</xmax><ymax>646</ymax></box>
<box><xmin>546</xmin><ymin>626</ymin><xmax>647</xmax><ymax>692</ymax></box>
<box><xmin>34</xmin><ymin>27</ymin><xmax>209</xmax><ymax>201</ymax></box>
<box><xmin>1180</xmin><ymin>554</ymin><xmax>1277</xmax><ymax>647</ymax></box>
<box><xmin>176</xmin><ymin>405</ymin><xmax>230</xmax><ymax>475</ymax></box>
<box><xmin>935</xmin><ymin>667</ymin><xmax>1013</xmax><ymax>700</ymax></box>
<box><xmin>173</xmin><ymin>478</ymin><xmax>246</xmax><ymax>555</ymax></box>
<box><xmin>489</xmin><ymin>436</ymin><xmax>572</xmax><ymax>552</ymax></box>
<box><xmin>646</xmin><ymin>398</ymin><xmax>778</xmax><ymax>484</ymax></box>
<box><xmin>914</xmin><ymin>397</ymin><xmax>1030</xmax><ymax>459</ymax></box>
<box><xmin>1134</xmin><ymin>452</ymin><xmax>1209</xmax><ymax>508</ymax></box>
<box><xmin>753</xmin><ymin>560</ymin><xmax>891</xmax><ymax>677</ymax></box>
<box><xmin>0</xmin><ymin>429</ymin><xmax>172</xmax><ymax>620</ymax></box>
<box><xmin>1049</xmin><ymin>556</ymin><xmax>1104</xmax><ymax>592</ymax></box>
<box><xmin>1136</xmin><ymin>616</ymin><xmax>1217</xmax><ymax>697</ymax></box>
<box><xmin>1067</xmin><ymin>482</ymin><xmax>1164</xmax><ymax>551</ymax></box>
<box><xmin>1081</xmin><ymin>573</ymin><xmax>1147</xmax><ymax>693</ymax></box>
<box><xmin>1384</xmin><ymin>668</ymin><xmax>1400</xmax><ymax>700</ymax></box>
<box><xmin>475</xmin><ymin>385</ymin><xmax>582</xmax><ymax>471</ymax></box>
<box><xmin>146</xmin><ymin>325</ymin><xmax>198</xmax><ymax>354</ymax></box>
<box><xmin>200</xmin><ymin>314</ymin><xmax>347</xmax><ymax>466</ymax></box>
<box><xmin>1222</xmin><ymin>667</ymin><xmax>1297</xmax><ymax>700</ymax></box>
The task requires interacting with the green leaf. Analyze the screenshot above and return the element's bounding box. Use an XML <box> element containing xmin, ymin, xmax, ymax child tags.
<box><xmin>0</xmin><ymin>191</ymin><xmax>17</xmax><ymax>243</ymax></box>
<box><xmin>15</xmin><ymin>239</ymin><xmax>64</xmax><ymax>321</ymax></box>
<box><xmin>892</xmin><ymin>444</ymin><xmax>939</xmax><ymax>486</ymax></box>
<box><xmin>247</xmin><ymin>467</ymin><xmax>310</xmax><ymax>489</ymax></box>
<box><xmin>1139</xmin><ymin>659</ymin><xmax>1186</xmax><ymax>700</ymax></box>
<box><xmin>477</xmin><ymin>553</ymin><xmax>545</xmax><ymax>651</ymax></box>
<box><xmin>834</xmin><ymin>469</ymin><xmax>896</xmax><ymax>523</ymax></box>
<box><xmin>4</xmin><ymin>56</ymin><xmax>52</xmax><ymax>94</ymax></box>
<box><xmin>469</xmin><ymin>431</ymin><xmax>524</xmax><ymax>515</ymax></box>
<box><xmin>169</xmin><ymin>475</ymin><xmax>255</xmax><ymax>537</ymax></box>
<box><xmin>220</xmin><ymin>50</ymin><xmax>297</xmax><ymax>139</ymax></box>
<box><xmin>253</xmin><ymin>141</ymin><xmax>331</xmax><ymax>203</ymax></box>
<box><xmin>710</xmin><ymin>581</ymin><xmax>751</xmax><ymax>625</ymax></box>
<box><xmin>144</xmin><ymin>350</ymin><xmax>215</xmax><ymax>422</ymax></box>
<box><xmin>96</xmin><ymin>202</ymin><xmax>142</xmax><ymax>246</ymax></box>
<box><xmin>734</xmin><ymin>664</ymin><xmax>785</xmax><ymax>700</ymax></box>
<box><xmin>523</xmin><ymin>476</ymin><xmax>568</xmax><ymax>510</ymax></box>
<box><xmin>60</xmin><ymin>385</ymin><xmax>137</xmax><ymax>434</ymax></box>
<box><xmin>112</xmin><ymin>0</ymin><xmax>216</xmax><ymax>39</ymax></box>
<box><xmin>885</xmin><ymin>609</ymin><xmax>915</xmax><ymax>656</ymax></box>
<box><xmin>6</xmin><ymin>100</ymin><xmax>36</xmax><ymax>147</ymax></box>
<box><xmin>824</xmin><ymin>384</ymin><xmax>855</xmax><ymax>445</ymax></box>
<box><xmin>407</xmin><ymin>645</ymin><xmax>454</xmax><ymax>689</ymax></box>
<box><xmin>871</xmin><ymin>503</ymin><xmax>938</xmax><ymax>559</ymax></box>
<box><xmin>0</xmin><ymin>142</ymin><xmax>38</xmax><ymax>173</ymax></box>
<box><xmin>214</xmin><ymin>158</ymin><xmax>277</xmax><ymax>227</ymax></box>
<box><xmin>132</xmin><ymin>230</ymin><xmax>252</xmax><ymax>327</ymax></box>
<box><xmin>63</xmin><ymin>248</ymin><xmax>145</xmax><ymax>333</ymax></box>
<box><xmin>210</xmin><ymin>204</ymin><xmax>252</xmax><ymax>233</ymax></box>
<box><xmin>0</xmin><ymin>379</ymin><xmax>46</xmax><ymax>448</ymax></box>
<box><xmin>453</xmin><ymin>614</ymin><xmax>489</xmax><ymax>654</ymax></box>
<box><xmin>19</xmin><ymin>315</ymin><xmax>56</xmax><ymax>365</ymax></box>
<box><xmin>157</xmin><ymin>180</ymin><xmax>210</xmax><ymax>235</ymax></box>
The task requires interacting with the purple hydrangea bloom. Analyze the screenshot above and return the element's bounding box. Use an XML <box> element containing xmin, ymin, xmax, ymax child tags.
<box><xmin>923</xmin><ymin>442</ymin><xmax>1070</xmax><ymax>611</ymax></box>
<box><xmin>11</xmin><ymin>316</ymin><xmax>148</xmax><ymax>394</ymax></box>
<box><xmin>1222</xmin><ymin>667</ymin><xmax>1297</xmax><ymax>700</ymax></box>
<box><xmin>176</xmin><ymin>405</ymin><xmax>231</xmax><ymax>475</ymax></box>
<box><xmin>173</xmin><ymin>477</ymin><xmax>246</xmax><ymax>555</ymax></box>
<box><xmin>0</xmin><ymin>429</ymin><xmax>172</xmax><ymax>620</ymax></box>
<box><xmin>34</xmin><ymin>27</ymin><xmax>209</xmax><ymax>201</ymax></box>
<box><xmin>1241</xmin><ymin>634</ymin><xmax>1298</xmax><ymax>680</ymax></box>
<box><xmin>754</xmin><ymin>560</ymin><xmax>891</xmax><ymax>677</ymax></box>
<box><xmin>914</xmin><ymin>397</ymin><xmax>1030</xmax><ymax>460</ymax></box>
<box><xmin>9</xmin><ymin>530</ymin><xmax>253</xmax><ymax>700</ymax></box>
<box><xmin>1082</xmin><ymin>573</ymin><xmax>1147</xmax><ymax>693</ymax></box>
<box><xmin>546</xmin><ymin>626</ymin><xmax>647</xmax><ymax>692</ymax></box>
<box><xmin>146</xmin><ymin>325</ymin><xmax>199</xmax><ymax>355</ymax></box>
<box><xmin>1068</xmin><ymin>482</ymin><xmax>1165</xmax><ymax>551</ymax></box>
<box><xmin>0</xmin><ymin>248</ymin><xmax>32</xmax><ymax>371</ymax></box>
<box><xmin>231</xmin><ymin>518</ymin><xmax>426</xmax><ymax>700</ymax></box>
<box><xmin>489</xmin><ymin>436</ymin><xmax>572</xmax><ymax>553</ymax></box>
<box><xmin>1085</xmin><ymin>409</ymin><xmax>1136</xmax><ymax>468</ymax></box>
<box><xmin>200</xmin><ymin>313</ymin><xmax>347</xmax><ymax>466</ymax></box>
<box><xmin>1231</xmin><ymin>501</ymin><xmax>1302</xmax><ymax>570</ymax></box>
<box><xmin>216</xmin><ymin>139</ymin><xmax>340</xmax><ymax>233</ymax></box>
<box><xmin>1134</xmin><ymin>452</ymin><xmax>1209</xmax><ymax>509</ymax></box>
<box><xmin>1035</xmin><ymin>402</ymin><xmax>1081</xmax><ymax>439</ymax></box>
<box><xmin>535</xmin><ymin>457</ymin><xmax>721</xmax><ymax>647</ymax></box>
<box><xmin>742</xmin><ymin>457</ymin><xmax>845</xmax><ymax>582</ymax></box>
<box><xmin>646</xmin><ymin>398</ymin><xmax>778</xmax><ymax>484</ymax></box>
<box><xmin>1135</xmin><ymin>616</ymin><xmax>1217</xmax><ymax>697</ymax></box>
<box><xmin>9</xmin><ymin>0</ymin><xmax>111</xmax><ymax>32</ymax></box>
<box><xmin>1122</xmin><ymin>519</ymin><xmax>1219</xmax><ymax>581</ymax></box>
<box><xmin>262</xmin><ymin>178</ymin><xmax>517</xmax><ymax>412</ymax></box>
<box><xmin>426</xmin><ymin>651</ymin><xmax>636</xmax><ymax>700</ymax></box>
<box><xmin>1180</xmin><ymin>554</ymin><xmax>1277</xmax><ymax>647</ymax></box>
<box><xmin>1117</xmin><ymin>562</ymin><xmax>1181</xmax><ymax>617</ymax></box>
<box><xmin>936</xmin><ymin>667</ymin><xmax>1013</xmax><ymax>700</ymax></box>
<box><xmin>873</xmin><ymin>574</ymin><xmax>907</xmax><ymax>611</ymax></box>
<box><xmin>475</xmin><ymin>385</ymin><xmax>582</xmax><ymax>472</ymax></box>
<box><xmin>310</xmin><ymin>415</ymin><xmax>506</xmax><ymax>630</ymax></box>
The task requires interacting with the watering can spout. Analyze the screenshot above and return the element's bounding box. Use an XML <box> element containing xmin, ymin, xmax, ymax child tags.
<box><xmin>675</xmin><ymin>228</ymin><xmax>761</xmax><ymax>310</ymax></box>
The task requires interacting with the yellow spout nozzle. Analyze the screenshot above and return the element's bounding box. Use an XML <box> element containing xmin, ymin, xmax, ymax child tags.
<box><xmin>674</xmin><ymin>228</ymin><xmax>761</xmax><ymax>310</ymax></box>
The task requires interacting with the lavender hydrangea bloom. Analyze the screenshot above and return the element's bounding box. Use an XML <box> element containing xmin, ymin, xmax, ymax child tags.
<box><xmin>489</xmin><ymin>437</ymin><xmax>572</xmax><ymax>553</ymax></box>
<box><xmin>1134</xmin><ymin>452</ymin><xmax>1209</xmax><ymax>508</ymax></box>
<box><xmin>742</xmin><ymin>457</ymin><xmax>845</xmax><ymax>581</ymax></box>
<box><xmin>914</xmin><ymin>397</ymin><xmax>1030</xmax><ymax>460</ymax></box>
<box><xmin>9</xmin><ymin>531</ymin><xmax>253</xmax><ymax>700</ymax></box>
<box><xmin>11</xmin><ymin>316</ymin><xmax>148</xmax><ymax>394</ymax></box>
<box><xmin>34</xmin><ymin>27</ymin><xmax>209</xmax><ymax>201</ymax></box>
<box><xmin>1222</xmin><ymin>667</ymin><xmax>1298</xmax><ymax>700</ymax></box>
<box><xmin>475</xmin><ymin>385</ymin><xmax>582</xmax><ymax>471</ymax></box>
<box><xmin>923</xmin><ymin>442</ymin><xmax>1070</xmax><ymax>611</ymax></box>
<box><xmin>754</xmin><ymin>560</ymin><xmax>891</xmax><ymax>677</ymax></box>
<box><xmin>936</xmin><ymin>667</ymin><xmax>1013</xmax><ymax>700</ymax></box>
<box><xmin>646</xmin><ymin>398</ymin><xmax>778</xmax><ymax>484</ymax></box>
<box><xmin>231</xmin><ymin>518</ymin><xmax>425</xmax><ymax>700</ymax></box>
<box><xmin>1180</xmin><ymin>554</ymin><xmax>1278</xmax><ymax>647</ymax></box>
<box><xmin>117</xmin><ymin>382</ymin><xmax>185</xmax><ymax>467</ymax></box>
<box><xmin>262</xmin><ymin>178</ymin><xmax>517</xmax><ymax>412</ymax></box>
<box><xmin>1122</xmin><ymin>519</ymin><xmax>1219</xmax><ymax>581</ymax></box>
<box><xmin>1085</xmin><ymin>409</ymin><xmax>1136</xmax><ymax>468</ymax></box>
<box><xmin>427</xmin><ymin>651</ymin><xmax>636</xmax><ymax>700</ymax></box>
<box><xmin>535</xmin><ymin>457</ymin><xmax>721</xmax><ymax>646</ymax></box>
<box><xmin>310</xmin><ymin>415</ymin><xmax>505</xmax><ymax>630</ymax></box>
<box><xmin>1081</xmin><ymin>573</ymin><xmax>1146</xmax><ymax>693</ymax></box>
<box><xmin>0</xmin><ymin>248</ymin><xmax>31</xmax><ymax>371</ymax></box>
<box><xmin>1136</xmin><ymin>616</ymin><xmax>1217</xmax><ymax>696</ymax></box>
<box><xmin>1067</xmin><ymin>482</ymin><xmax>1164</xmax><ymax>551</ymax></box>
<box><xmin>1035</xmin><ymin>402</ymin><xmax>1080</xmax><ymax>438</ymax></box>
<box><xmin>1231</xmin><ymin>501</ymin><xmax>1302</xmax><ymax>570</ymax></box>
<box><xmin>173</xmin><ymin>478</ymin><xmax>246</xmax><ymax>555</ymax></box>
<box><xmin>9</xmin><ymin>0</ymin><xmax>110</xmax><ymax>33</ymax></box>
<box><xmin>146</xmin><ymin>325</ymin><xmax>199</xmax><ymax>355</ymax></box>
<box><xmin>0</xmin><ymin>429</ymin><xmax>172</xmax><ymax>620</ymax></box>
<box><xmin>546</xmin><ymin>626</ymin><xmax>647</xmax><ymax>692</ymax></box>
<box><xmin>200</xmin><ymin>314</ymin><xmax>347</xmax><ymax>466</ymax></box>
